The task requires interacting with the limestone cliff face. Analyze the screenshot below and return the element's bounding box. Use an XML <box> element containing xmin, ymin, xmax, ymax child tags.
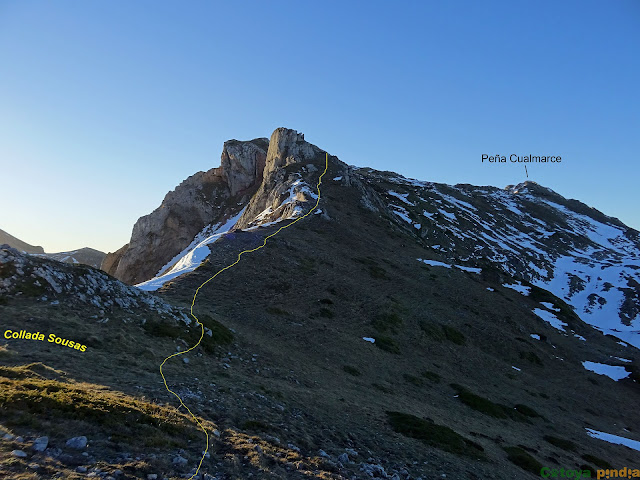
<box><xmin>102</xmin><ymin>138</ymin><xmax>268</xmax><ymax>284</ymax></box>
<box><xmin>221</xmin><ymin>138</ymin><xmax>268</xmax><ymax>195</ymax></box>
<box><xmin>102</xmin><ymin>243</ymin><xmax>128</xmax><ymax>277</ymax></box>
<box><xmin>234</xmin><ymin>128</ymin><xmax>324</xmax><ymax>230</ymax></box>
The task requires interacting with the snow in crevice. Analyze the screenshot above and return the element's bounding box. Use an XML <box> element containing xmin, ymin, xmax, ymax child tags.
<box><xmin>417</xmin><ymin>258</ymin><xmax>481</xmax><ymax>273</ymax></box>
<box><xmin>388</xmin><ymin>190</ymin><xmax>415</xmax><ymax>206</ymax></box>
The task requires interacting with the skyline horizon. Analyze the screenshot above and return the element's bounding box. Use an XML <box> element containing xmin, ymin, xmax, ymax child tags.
<box><xmin>2</xmin><ymin>126</ymin><xmax>637</xmax><ymax>254</ymax></box>
<box><xmin>2</xmin><ymin>1</ymin><xmax>638</xmax><ymax>253</ymax></box>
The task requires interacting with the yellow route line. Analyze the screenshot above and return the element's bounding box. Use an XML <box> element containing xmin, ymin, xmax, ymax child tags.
<box><xmin>159</xmin><ymin>152</ymin><xmax>329</xmax><ymax>479</ymax></box>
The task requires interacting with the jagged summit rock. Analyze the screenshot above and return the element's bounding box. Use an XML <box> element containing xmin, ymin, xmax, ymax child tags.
<box><xmin>263</xmin><ymin>128</ymin><xmax>319</xmax><ymax>177</ymax></box>
<box><xmin>234</xmin><ymin>128</ymin><xmax>326</xmax><ymax>231</ymax></box>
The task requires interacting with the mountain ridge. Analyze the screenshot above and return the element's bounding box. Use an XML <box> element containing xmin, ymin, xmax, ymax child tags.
<box><xmin>1</xmin><ymin>127</ymin><xmax>639</xmax><ymax>479</ymax></box>
<box><xmin>0</xmin><ymin>228</ymin><xmax>106</xmax><ymax>268</ymax></box>
<box><xmin>0</xmin><ymin>228</ymin><xmax>45</xmax><ymax>254</ymax></box>
<box><xmin>108</xmin><ymin>128</ymin><xmax>640</xmax><ymax>350</ymax></box>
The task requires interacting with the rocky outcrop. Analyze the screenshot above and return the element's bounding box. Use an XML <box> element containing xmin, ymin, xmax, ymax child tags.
<box><xmin>105</xmin><ymin>138</ymin><xmax>268</xmax><ymax>285</ymax></box>
<box><xmin>263</xmin><ymin>128</ymin><xmax>317</xmax><ymax>177</ymax></box>
<box><xmin>37</xmin><ymin>247</ymin><xmax>106</xmax><ymax>269</ymax></box>
<box><xmin>234</xmin><ymin>128</ymin><xmax>323</xmax><ymax>230</ymax></box>
<box><xmin>101</xmin><ymin>243</ymin><xmax>128</xmax><ymax>277</ymax></box>
<box><xmin>221</xmin><ymin>138</ymin><xmax>268</xmax><ymax>195</ymax></box>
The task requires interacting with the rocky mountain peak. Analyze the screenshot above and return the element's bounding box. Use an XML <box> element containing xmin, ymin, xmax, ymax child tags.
<box><xmin>264</xmin><ymin>128</ymin><xmax>319</xmax><ymax>177</ymax></box>
<box><xmin>505</xmin><ymin>181</ymin><xmax>557</xmax><ymax>197</ymax></box>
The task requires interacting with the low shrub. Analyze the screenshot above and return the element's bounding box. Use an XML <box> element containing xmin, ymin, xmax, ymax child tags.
<box><xmin>387</xmin><ymin>411</ymin><xmax>484</xmax><ymax>458</ymax></box>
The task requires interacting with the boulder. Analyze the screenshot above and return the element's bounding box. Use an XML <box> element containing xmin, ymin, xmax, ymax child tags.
<box><xmin>65</xmin><ymin>436</ymin><xmax>87</xmax><ymax>449</ymax></box>
<box><xmin>32</xmin><ymin>436</ymin><xmax>48</xmax><ymax>452</ymax></box>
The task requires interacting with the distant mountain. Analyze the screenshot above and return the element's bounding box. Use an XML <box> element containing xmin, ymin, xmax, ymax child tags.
<box><xmin>34</xmin><ymin>247</ymin><xmax>106</xmax><ymax>269</ymax></box>
<box><xmin>0</xmin><ymin>228</ymin><xmax>44</xmax><ymax>254</ymax></box>
<box><xmin>0</xmin><ymin>228</ymin><xmax>105</xmax><ymax>268</ymax></box>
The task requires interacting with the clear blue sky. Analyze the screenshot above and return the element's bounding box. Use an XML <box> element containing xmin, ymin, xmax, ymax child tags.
<box><xmin>1</xmin><ymin>1</ymin><xmax>638</xmax><ymax>253</ymax></box>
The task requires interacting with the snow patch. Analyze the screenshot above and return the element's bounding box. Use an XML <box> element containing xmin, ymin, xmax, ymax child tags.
<box><xmin>418</xmin><ymin>259</ymin><xmax>451</xmax><ymax>269</ymax></box>
<box><xmin>540</xmin><ymin>302</ymin><xmax>560</xmax><ymax>312</ymax></box>
<box><xmin>417</xmin><ymin>258</ymin><xmax>481</xmax><ymax>273</ymax></box>
<box><xmin>503</xmin><ymin>282</ymin><xmax>531</xmax><ymax>296</ymax></box>
<box><xmin>388</xmin><ymin>190</ymin><xmax>415</xmax><ymax>206</ymax></box>
<box><xmin>136</xmin><ymin>208</ymin><xmax>246</xmax><ymax>292</ymax></box>
<box><xmin>613</xmin><ymin>356</ymin><xmax>631</xmax><ymax>363</ymax></box>
<box><xmin>582</xmin><ymin>361</ymin><xmax>630</xmax><ymax>381</ymax></box>
<box><xmin>585</xmin><ymin>429</ymin><xmax>640</xmax><ymax>451</ymax></box>
<box><xmin>533</xmin><ymin>308</ymin><xmax>567</xmax><ymax>331</ymax></box>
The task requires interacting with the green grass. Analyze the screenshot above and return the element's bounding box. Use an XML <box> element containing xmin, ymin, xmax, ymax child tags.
<box><xmin>503</xmin><ymin>446</ymin><xmax>543</xmax><ymax>474</ymax></box>
<box><xmin>372</xmin><ymin>312</ymin><xmax>403</xmax><ymax>333</ymax></box>
<box><xmin>419</xmin><ymin>321</ymin><xmax>445</xmax><ymax>342</ymax></box>
<box><xmin>318</xmin><ymin>307</ymin><xmax>334</xmax><ymax>318</ymax></box>
<box><xmin>0</xmin><ymin>364</ymin><xmax>207</xmax><ymax>448</ymax></box>
<box><xmin>368</xmin><ymin>265</ymin><xmax>388</xmax><ymax>279</ymax></box>
<box><xmin>266</xmin><ymin>306</ymin><xmax>290</xmax><ymax>315</ymax></box>
<box><xmin>343</xmin><ymin>365</ymin><xmax>362</xmax><ymax>376</ymax></box>
<box><xmin>581</xmin><ymin>454</ymin><xmax>613</xmax><ymax>469</ymax></box>
<box><xmin>442</xmin><ymin>325</ymin><xmax>466</xmax><ymax>345</ymax></box>
<box><xmin>16</xmin><ymin>276</ymin><xmax>47</xmax><ymax>297</ymax></box>
<box><xmin>451</xmin><ymin>384</ymin><xmax>509</xmax><ymax>419</ymax></box>
<box><xmin>420</xmin><ymin>370</ymin><xmax>441</xmax><ymax>383</ymax></box>
<box><xmin>451</xmin><ymin>385</ymin><xmax>536</xmax><ymax>422</ymax></box>
<box><xmin>298</xmin><ymin>257</ymin><xmax>317</xmax><ymax>274</ymax></box>
<box><xmin>419</xmin><ymin>321</ymin><xmax>465</xmax><ymax>345</ymax></box>
<box><xmin>352</xmin><ymin>257</ymin><xmax>388</xmax><ymax>279</ymax></box>
<box><xmin>374</xmin><ymin>335</ymin><xmax>400</xmax><ymax>354</ymax></box>
<box><xmin>143</xmin><ymin>314</ymin><xmax>233</xmax><ymax>354</ymax></box>
<box><xmin>403</xmin><ymin>374</ymin><xmax>423</xmax><ymax>386</ymax></box>
<box><xmin>543</xmin><ymin>435</ymin><xmax>576</xmax><ymax>451</ymax></box>
<box><xmin>519</xmin><ymin>351</ymin><xmax>543</xmax><ymax>366</ymax></box>
<box><xmin>387</xmin><ymin>411</ymin><xmax>484</xmax><ymax>458</ymax></box>
<box><xmin>372</xmin><ymin>383</ymin><xmax>394</xmax><ymax>394</ymax></box>
<box><xmin>514</xmin><ymin>404</ymin><xmax>541</xmax><ymax>418</ymax></box>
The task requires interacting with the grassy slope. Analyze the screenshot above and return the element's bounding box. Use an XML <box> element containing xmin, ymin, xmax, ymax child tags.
<box><xmin>1</xmin><ymin>158</ymin><xmax>638</xmax><ymax>478</ymax></box>
<box><xmin>154</xmin><ymin>159</ymin><xmax>639</xmax><ymax>478</ymax></box>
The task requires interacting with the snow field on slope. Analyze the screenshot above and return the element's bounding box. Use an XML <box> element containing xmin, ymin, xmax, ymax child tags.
<box><xmin>136</xmin><ymin>208</ymin><xmax>246</xmax><ymax>292</ymax></box>
<box><xmin>585</xmin><ymin>429</ymin><xmax>640</xmax><ymax>452</ymax></box>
